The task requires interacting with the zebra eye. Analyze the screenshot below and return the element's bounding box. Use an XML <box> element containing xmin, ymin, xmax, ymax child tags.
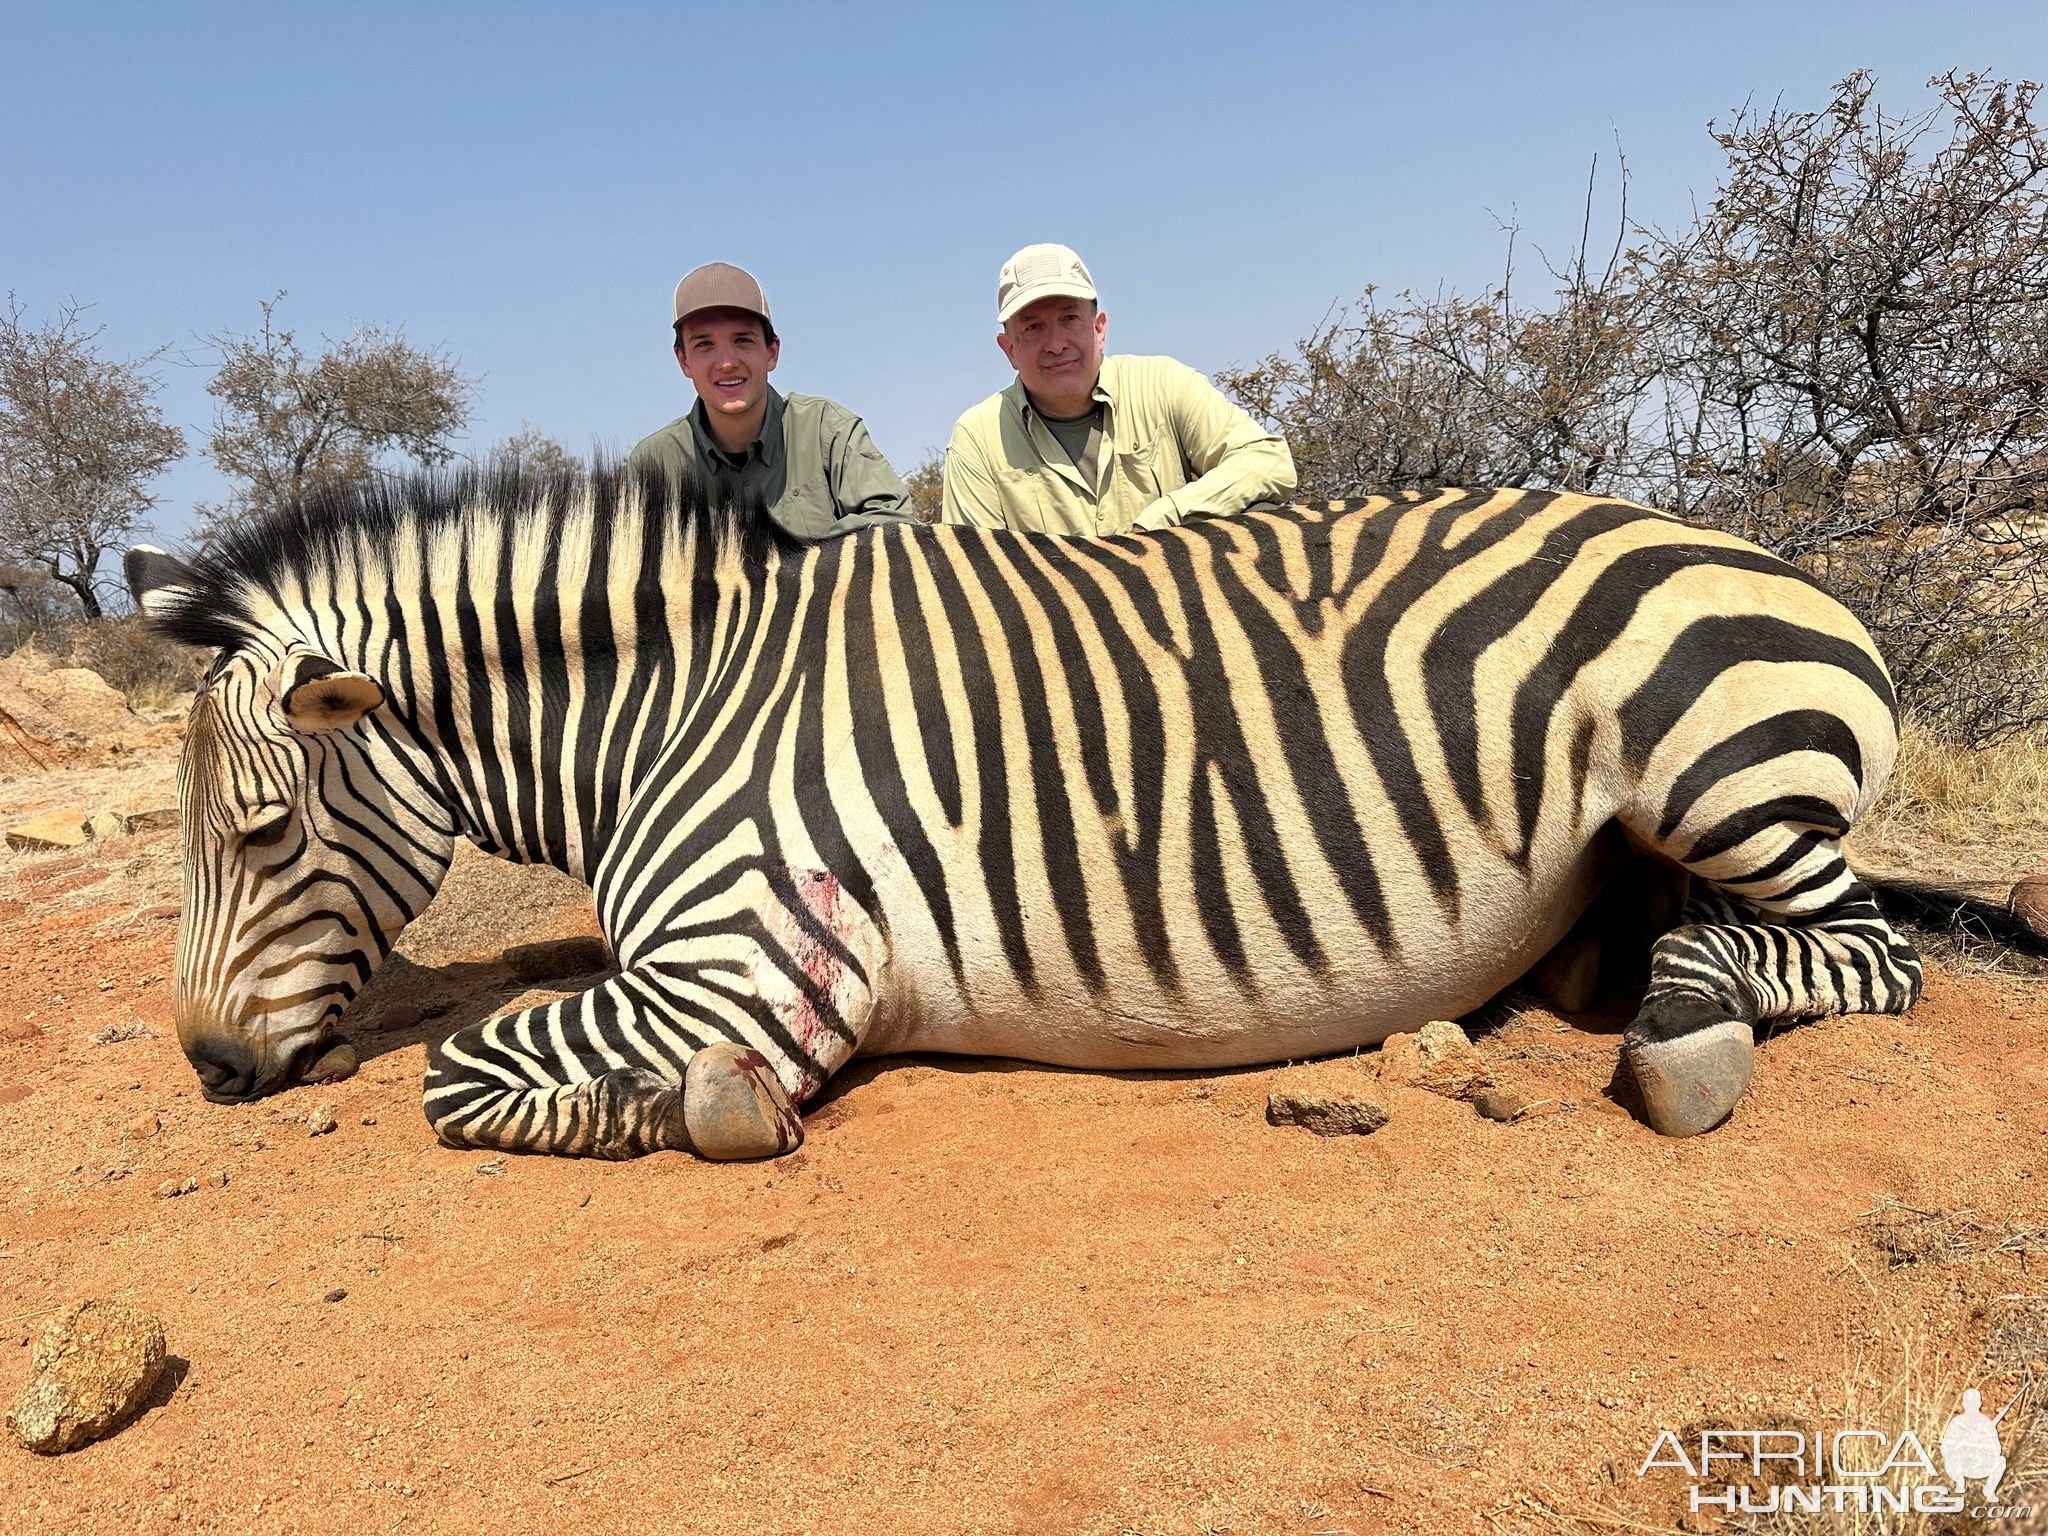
<box><xmin>239</xmin><ymin>808</ymin><xmax>293</xmax><ymax>849</ymax></box>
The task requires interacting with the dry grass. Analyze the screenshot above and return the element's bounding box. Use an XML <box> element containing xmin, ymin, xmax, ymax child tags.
<box><xmin>1854</xmin><ymin>724</ymin><xmax>2048</xmax><ymax>885</ymax></box>
<box><xmin>1858</xmin><ymin>1200</ymin><xmax>2048</xmax><ymax>1270</ymax></box>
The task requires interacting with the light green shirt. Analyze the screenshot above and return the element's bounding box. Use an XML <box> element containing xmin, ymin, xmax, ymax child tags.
<box><xmin>940</xmin><ymin>354</ymin><xmax>1296</xmax><ymax>535</ymax></box>
<box><xmin>629</xmin><ymin>387</ymin><xmax>912</xmax><ymax>540</ymax></box>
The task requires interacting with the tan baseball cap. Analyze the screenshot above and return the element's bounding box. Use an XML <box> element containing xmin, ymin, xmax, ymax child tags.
<box><xmin>672</xmin><ymin>262</ymin><xmax>772</xmax><ymax>328</ymax></box>
<box><xmin>996</xmin><ymin>243</ymin><xmax>1097</xmax><ymax>323</ymax></box>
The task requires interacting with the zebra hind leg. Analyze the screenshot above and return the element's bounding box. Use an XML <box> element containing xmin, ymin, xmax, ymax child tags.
<box><xmin>1620</xmin><ymin>850</ymin><xmax>1923</xmax><ymax>1140</ymax></box>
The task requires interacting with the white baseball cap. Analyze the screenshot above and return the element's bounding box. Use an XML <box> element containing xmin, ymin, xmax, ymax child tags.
<box><xmin>997</xmin><ymin>243</ymin><xmax>1098</xmax><ymax>323</ymax></box>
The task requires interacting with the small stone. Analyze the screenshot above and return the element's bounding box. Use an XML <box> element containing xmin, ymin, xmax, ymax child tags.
<box><xmin>178</xmin><ymin>1176</ymin><xmax>197</xmax><ymax>1196</ymax></box>
<box><xmin>4</xmin><ymin>808</ymin><xmax>89</xmax><ymax>852</ymax></box>
<box><xmin>123</xmin><ymin>1112</ymin><xmax>160</xmax><ymax>1141</ymax></box>
<box><xmin>7</xmin><ymin>1298</ymin><xmax>167</xmax><ymax>1454</ymax></box>
<box><xmin>323</xmin><ymin>1289</ymin><xmax>347</xmax><ymax>1304</ymax></box>
<box><xmin>359</xmin><ymin>1114</ymin><xmax>377</xmax><ymax>1127</ymax></box>
<box><xmin>116</xmin><ymin>806</ymin><xmax>180</xmax><ymax>835</ymax></box>
<box><xmin>502</xmin><ymin>935</ymin><xmax>613</xmax><ymax>982</ymax></box>
<box><xmin>153</xmin><ymin>1179</ymin><xmax>182</xmax><ymax>1200</ymax></box>
<box><xmin>1473</xmin><ymin>1086</ymin><xmax>1529</xmax><ymax>1122</ymax></box>
<box><xmin>2012</xmin><ymin>876</ymin><xmax>2048</xmax><ymax>939</ymax></box>
<box><xmin>86</xmin><ymin>810</ymin><xmax>129</xmax><ymax>842</ymax></box>
<box><xmin>0</xmin><ymin>1019</ymin><xmax>43</xmax><ymax>1043</ymax></box>
<box><xmin>306</xmin><ymin>1104</ymin><xmax>337</xmax><ymax>1137</ymax></box>
<box><xmin>207</xmin><ymin>1168</ymin><xmax>229</xmax><ymax>1188</ymax></box>
<box><xmin>1414</xmin><ymin>1020</ymin><xmax>1494</xmax><ymax>1101</ymax></box>
<box><xmin>476</xmin><ymin>1157</ymin><xmax>506</xmax><ymax>1176</ymax></box>
<box><xmin>1265</xmin><ymin>1090</ymin><xmax>1390</xmax><ymax>1136</ymax></box>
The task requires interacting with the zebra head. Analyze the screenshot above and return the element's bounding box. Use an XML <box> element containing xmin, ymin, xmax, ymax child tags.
<box><xmin>127</xmin><ymin>546</ymin><xmax>458</xmax><ymax>1104</ymax></box>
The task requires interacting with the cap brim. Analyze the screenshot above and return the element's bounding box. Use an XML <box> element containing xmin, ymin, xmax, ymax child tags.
<box><xmin>998</xmin><ymin>281</ymin><xmax>1098</xmax><ymax>324</ymax></box>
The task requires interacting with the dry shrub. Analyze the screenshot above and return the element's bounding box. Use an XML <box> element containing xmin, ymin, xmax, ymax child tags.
<box><xmin>63</xmin><ymin>614</ymin><xmax>206</xmax><ymax>709</ymax></box>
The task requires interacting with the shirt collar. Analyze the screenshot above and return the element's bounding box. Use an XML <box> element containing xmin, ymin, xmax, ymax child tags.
<box><xmin>688</xmin><ymin>386</ymin><xmax>787</xmax><ymax>468</ymax></box>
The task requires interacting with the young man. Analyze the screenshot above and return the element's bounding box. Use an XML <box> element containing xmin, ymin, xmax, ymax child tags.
<box><xmin>629</xmin><ymin>262</ymin><xmax>912</xmax><ymax>538</ymax></box>
<box><xmin>940</xmin><ymin>244</ymin><xmax>1295</xmax><ymax>534</ymax></box>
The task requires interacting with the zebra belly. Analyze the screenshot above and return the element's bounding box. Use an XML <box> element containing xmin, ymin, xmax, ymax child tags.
<box><xmin>859</xmin><ymin>847</ymin><xmax>1606</xmax><ymax>1072</ymax></box>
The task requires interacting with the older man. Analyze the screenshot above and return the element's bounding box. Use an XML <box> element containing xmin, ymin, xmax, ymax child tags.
<box><xmin>630</xmin><ymin>262</ymin><xmax>912</xmax><ymax>538</ymax></box>
<box><xmin>941</xmin><ymin>244</ymin><xmax>1295</xmax><ymax>534</ymax></box>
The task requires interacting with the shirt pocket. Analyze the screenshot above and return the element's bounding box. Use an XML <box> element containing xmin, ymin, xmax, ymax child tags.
<box><xmin>776</xmin><ymin>473</ymin><xmax>833</xmax><ymax>538</ymax></box>
<box><xmin>1115</xmin><ymin>441</ymin><xmax>1165</xmax><ymax>499</ymax></box>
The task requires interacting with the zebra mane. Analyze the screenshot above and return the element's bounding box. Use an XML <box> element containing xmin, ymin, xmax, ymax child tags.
<box><xmin>146</xmin><ymin>459</ymin><xmax>797</xmax><ymax>654</ymax></box>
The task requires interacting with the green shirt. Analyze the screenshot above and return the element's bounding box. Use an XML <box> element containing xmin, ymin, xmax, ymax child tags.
<box><xmin>628</xmin><ymin>387</ymin><xmax>913</xmax><ymax>540</ymax></box>
<box><xmin>940</xmin><ymin>354</ymin><xmax>1296</xmax><ymax>535</ymax></box>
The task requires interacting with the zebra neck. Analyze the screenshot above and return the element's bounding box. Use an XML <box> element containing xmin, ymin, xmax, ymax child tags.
<box><xmin>354</xmin><ymin>511</ymin><xmax>788</xmax><ymax>885</ymax></box>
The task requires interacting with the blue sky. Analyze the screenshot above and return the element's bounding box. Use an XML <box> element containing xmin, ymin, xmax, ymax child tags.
<box><xmin>5</xmin><ymin>0</ymin><xmax>2045</xmax><ymax>548</ymax></box>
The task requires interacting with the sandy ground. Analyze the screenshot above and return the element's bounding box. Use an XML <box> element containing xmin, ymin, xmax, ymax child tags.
<box><xmin>2</xmin><ymin>738</ymin><xmax>2046</xmax><ymax>1536</ymax></box>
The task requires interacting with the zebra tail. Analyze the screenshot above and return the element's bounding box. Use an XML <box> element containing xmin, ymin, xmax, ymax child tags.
<box><xmin>1861</xmin><ymin>873</ymin><xmax>2048</xmax><ymax>959</ymax></box>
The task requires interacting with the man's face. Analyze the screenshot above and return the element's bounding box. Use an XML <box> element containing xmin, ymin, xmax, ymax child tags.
<box><xmin>676</xmin><ymin>308</ymin><xmax>780</xmax><ymax>426</ymax></box>
<box><xmin>997</xmin><ymin>297</ymin><xmax>1107</xmax><ymax>410</ymax></box>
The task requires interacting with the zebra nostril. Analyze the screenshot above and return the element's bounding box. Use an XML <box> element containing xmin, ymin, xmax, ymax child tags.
<box><xmin>186</xmin><ymin>1036</ymin><xmax>258</xmax><ymax>1102</ymax></box>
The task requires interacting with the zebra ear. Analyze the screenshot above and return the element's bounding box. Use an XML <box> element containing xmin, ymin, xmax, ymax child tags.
<box><xmin>270</xmin><ymin>652</ymin><xmax>386</xmax><ymax>734</ymax></box>
<box><xmin>126</xmin><ymin>545</ymin><xmax>198</xmax><ymax>622</ymax></box>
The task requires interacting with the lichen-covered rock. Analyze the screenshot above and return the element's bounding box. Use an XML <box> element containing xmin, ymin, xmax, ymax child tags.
<box><xmin>8</xmin><ymin>1298</ymin><xmax>166</xmax><ymax>1454</ymax></box>
<box><xmin>4</xmin><ymin>807</ymin><xmax>89</xmax><ymax>852</ymax></box>
<box><xmin>307</xmin><ymin>1103</ymin><xmax>338</xmax><ymax>1136</ymax></box>
<box><xmin>1414</xmin><ymin>1020</ymin><xmax>1494</xmax><ymax>1101</ymax></box>
<box><xmin>1266</xmin><ymin>1089</ymin><xmax>1390</xmax><ymax>1136</ymax></box>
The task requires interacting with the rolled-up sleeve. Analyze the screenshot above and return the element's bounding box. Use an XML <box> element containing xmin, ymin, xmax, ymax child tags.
<box><xmin>827</xmin><ymin>411</ymin><xmax>914</xmax><ymax>521</ymax></box>
<box><xmin>1139</xmin><ymin>360</ymin><xmax>1296</xmax><ymax>527</ymax></box>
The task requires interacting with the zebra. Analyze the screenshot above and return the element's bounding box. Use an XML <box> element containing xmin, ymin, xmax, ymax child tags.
<box><xmin>124</xmin><ymin>467</ymin><xmax>2027</xmax><ymax>1160</ymax></box>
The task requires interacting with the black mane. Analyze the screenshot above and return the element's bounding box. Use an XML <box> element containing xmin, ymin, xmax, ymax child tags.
<box><xmin>145</xmin><ymin>459</ymin><xmax>797</xmax><ymax>654</ymax></box>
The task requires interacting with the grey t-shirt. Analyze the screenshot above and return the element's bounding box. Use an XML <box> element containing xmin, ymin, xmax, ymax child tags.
<box><xmin>1038</xmin><ymin>405</ymin><xmax>1104</xmax><ymax>487</ymax></box>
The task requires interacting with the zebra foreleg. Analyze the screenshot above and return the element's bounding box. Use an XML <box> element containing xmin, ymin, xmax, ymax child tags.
<box><xmin>420</xmin><ymin>979</ymin><xmax>807</xmax><ymax>1160</ymax></box>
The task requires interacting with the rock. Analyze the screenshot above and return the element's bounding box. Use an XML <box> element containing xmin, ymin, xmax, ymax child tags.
<box><xmin>1526</xmin><ymin>935</ymin><xmax>1602</xmax><ymax>1013</ymax></box>
<box><xmin>206</xmin><ymin>1168</ymin><xmax>229</xmax><ymax>1189</ymax></box>
<box><xmin>86</xmin><ymin>810</ymin><xmax>128</xmax><ymax>842</ymax></box>
<box><xmin>115</xmin><ymin>806</ymin><xmax>179</xmax><ymax>835</ymax></box>
<box><xmin>306</xmin><ymin>1104</ymin><xmax>337</xmax><ymax>1137</ymax></box>
<box><xmin>4</xmin><ymin>808</ymin><xmax>89</xmax><ymax>852</ymax></box>
<box><xmin>1414</xmin><ymin>1020</ymin><xmax>1494</xmax><ymax>1101</ymax></box>
<box><xmin>1473</xmin><ymin>1086</ymin><xmax>1526</xmax><ymax>1122</ymax></box>
<box><xmin>1472</xmin><ymin>1086</ymin><xmax>1572</xmax><ymax>1124</ymax></box>
<box><xmin>7</xmin><ymin>1298</ymin><xmax>166</xmax><ymax>1454</ymax></box>
<box><xmin>503</xmin><ymin>935</ymin><xmax>614</xmax><ymax>982</ymax></box>
<box><xmin>123</xmin><ymin>1112</ymin><xmax>160</xmax><ymax>1141</ymax></box>
<box><xmin>302</xmin><ymin>1041</ymin><xmax>358</xmax><ymax>1083</ymax></box>
<box><xmin>0</xmin><ymin>1019</ymin><xmax>42</xmax><ymax>1043</ymax></box>
<box><xmin>1266</xmin><ymin>1090</ymin><xmax>1390</xmax><ymax>1136</ymax></box>
<box><xmin>359</xmin><ymin>1115</ymin><xmax>377</xmax><ymax>1127</ymax></box>
<box><xmin>1377</xmin><ymin>1031</ymin><xmax>1420</xmax><ymax>1083</ymax></box>
<box><xmin>153</xmin><ymin>1179</ymin><xmax>183</xmax><ymax>1200</ymax></box>
<box><xmin>2012</xmin><ymin>876</ymin><xmax>2048</xmax><ymax>939</ymax></box>
<box><xmin>323</xmin><ymin>1289</ymin><xmax>347</xmax><ymax>1304</ymax></box>
<box><xmin>0</xmin><ymin>652</ymin><xmax>143</xmax><ymax>772</ymax></box>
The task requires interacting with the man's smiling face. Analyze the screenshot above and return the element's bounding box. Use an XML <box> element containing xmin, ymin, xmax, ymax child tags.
<box><xmin>677</xmin><ymin>307</ymin><xmax>780</xmax><ymax>439</ymax></box>
<box><xmin>998</xmin><ymin>296</ymin><xmax>1107</xmax><ymax>417</ymax></box>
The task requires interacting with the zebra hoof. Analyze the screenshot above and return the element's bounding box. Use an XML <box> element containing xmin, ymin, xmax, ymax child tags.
<box><xmin>1623</xmin><ymin>1020</ymin><xmax>1754</xmax><ymax>1138</ymax></box>
<box><xmin>683</xmin><ymin>1042</ymin><xmax>803</xmax><ymax>1161</ymax></box>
